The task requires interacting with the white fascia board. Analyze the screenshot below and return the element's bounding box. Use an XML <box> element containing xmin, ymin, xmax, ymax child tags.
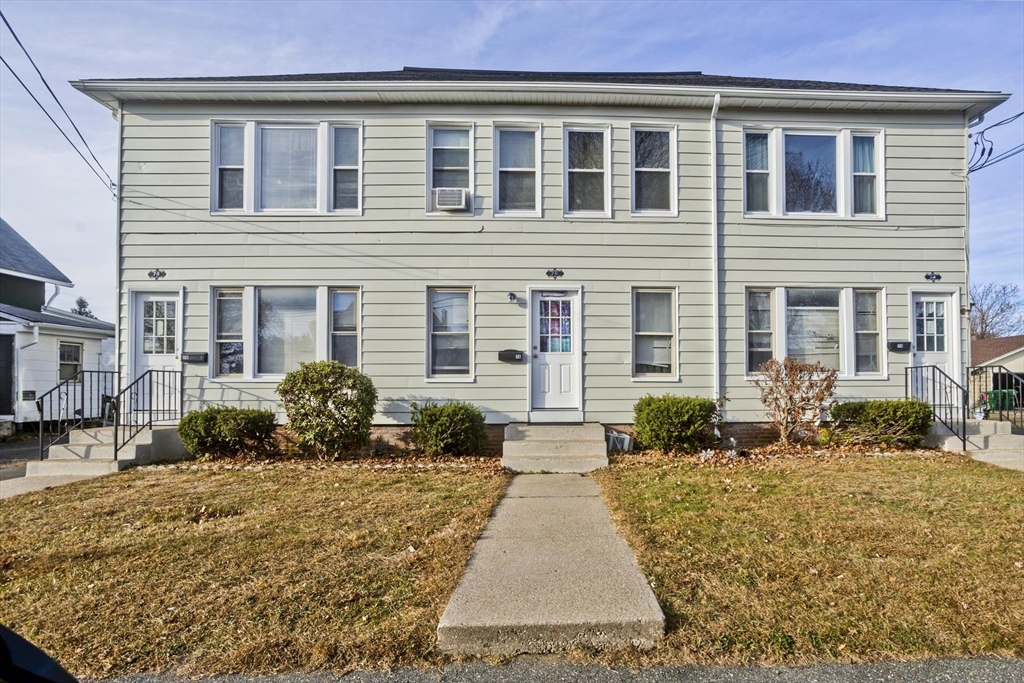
<box><xmin>0</xmin><ymin>268</ymin><xmax>74</xmax><ymax>288</ymax></box>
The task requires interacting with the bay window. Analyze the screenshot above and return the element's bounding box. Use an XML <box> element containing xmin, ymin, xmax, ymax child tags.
<box><xmin>564</xmin><ymin>126</ymin><xmax>610</xmax><ymax>216</ymax></box>
<box><xmin>427</xmin><ymin>288</ymin><xmax>472</xmax><ymax>378</ymax></box>
<box><xmin>632</xmin><ymin>288</ymin><xmax>676</xmax><ymax>378</ymax></box>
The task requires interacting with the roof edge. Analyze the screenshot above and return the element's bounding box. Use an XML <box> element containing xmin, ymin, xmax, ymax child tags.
<box><xmin>0</xmin><ymin>267</ymin><xmax>74</xmax><ymax>288</ymax></box>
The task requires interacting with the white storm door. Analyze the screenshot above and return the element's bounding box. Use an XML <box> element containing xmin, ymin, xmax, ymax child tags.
<box><xmin>912</xmin><ymin>294</ymin><xmax>951</xmax><ymax>372</ymax></box>
<box><xmin>134</xmin><ymin>293</ymin><xmax>180</xmax><ymax>419</ymax></box>
<box><xmin>531</xmin><ymin>290</ymin><xmax>580</xmax><ymax>410</ymax></box>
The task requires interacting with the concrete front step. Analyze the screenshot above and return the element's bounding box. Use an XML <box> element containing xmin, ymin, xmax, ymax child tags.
<box><xmin>500</xmin><ymin>455</ymin><xmax>609</xmax><ymax>474</ymax></box>
<box><xmin>502</xmin><ymin>439</ymin><xmax>607</xmax><ymax>458</ymax></box>
<box><xmin>46</xmin><ymin>442</ymin><xmax>149</xmax><ymax>460</ymax></box>
<box><xmin>26</xmin><ymin>458</ymin><xmax>135</xmax><ymax>476</ymax></box>
<box><xmin>501</xmin><ymin>423</ymin><xmax>609</xmax><ymax>473</ymax></box>
<box><xmin>963</xmin><ymin>420</ymin><xmax>1013</xmax><ymax>435</ymax></box>
<box><xmin>935</xmin><ymin>433</ymin><xmax>1024</xmax><ymax>452</ymax></box>
<box><xmin>505</xmin><ymin>423</ymin><xmax>605</xmax><ymax>442</ymax></box>
<box><xmin>970</xmin><ymin>449</ymin><xmax>1024</xmax><ymax>471</ymax></box>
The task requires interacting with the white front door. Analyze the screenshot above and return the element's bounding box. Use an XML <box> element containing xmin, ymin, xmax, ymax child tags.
<box><xmin>912</xmin><ymin>293</ymin><xmax>951</xmax><ymax>372</ymax></box>
<box><xmin>530</xmin><ymin>289</ymin><xmax>581</xmax><ymax>413</ymax></box>
<box><xmin>134</xmin><ymin>293</ymin><xmax>180</xmax><ymax>419</ymax></box>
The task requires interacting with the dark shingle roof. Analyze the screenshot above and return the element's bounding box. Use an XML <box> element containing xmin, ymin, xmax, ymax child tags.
<box><xmin>0</xmin><ymin>218</ymin><xmax>73</xmax><ymax>286</ymax></box>
<box><xmin>0</xmin><ymin>303</ymin><xmax>114</xmax><ymax>333</ymax></box>
<box><xmin>107</xmin><ymin>66</ymin><xmax>989</xmax><ymax>94</ymax></box>
<box><xmin>972</xmin><ymin>335</ymin><xmax>1024</xmax><ymax>366</ymax></box>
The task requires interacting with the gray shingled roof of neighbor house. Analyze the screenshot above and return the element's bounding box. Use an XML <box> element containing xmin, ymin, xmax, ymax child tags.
<box><xmin>0</xmin><ymin>217</ymin><xmax>74</xmax><ymax>286</ymax></box>
<box><xmin>972</xmin><ymin>335</ymin><xmax>1024</xmax><ymax>366</ymax></box>
<box><xmin>104</xmin><ymin>67</ymin><xmax>995</xmax><ymax>93</ymax></box>
<box><xmin>0</xmin><ymin>302</ymin><xmax>114</xmax><ymax>332</ymax></box>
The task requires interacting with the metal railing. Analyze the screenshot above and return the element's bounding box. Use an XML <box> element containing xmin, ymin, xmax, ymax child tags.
<box><xmin>36</xmin><ymin>370</ymin><xmax>117</xmax><ymax>459</ymax></box>
<box><xmin>967</xmin><ymin>364</ymin><xmax>1023</xmax><ymax>432</ymax></box>
<box><xmin>906</xmin><ymin>365</ymin><xmax>968</xmax><ymax>451</ymax></box>
<box><xmin>113</xmin><ymin>369</ymin><xmax>183</xmax><ymax>459</ymax></box>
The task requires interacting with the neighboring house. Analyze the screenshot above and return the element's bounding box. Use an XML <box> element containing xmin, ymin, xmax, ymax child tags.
<box><xmin>70</xmin><ymin>68</ymin><xmax>1009</xmax><ymax>439</ymax></box>
<box><xmin>972</xmin><ymin>335</ymin><xmax>1024</xmax><ymax>373</ymax></box>
<box><xmin>0</xmin><ymin>218</ymin><xmax>115</xmax><ymax>425</ymax></box>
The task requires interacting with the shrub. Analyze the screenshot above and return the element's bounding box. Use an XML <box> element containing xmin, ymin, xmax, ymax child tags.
<box><xmin>178</xmin><ymin>405</ymin><xmax>277</xmax><ymax>458</ymax></box>
<box><xmin>633</xmin><ymin>394</ymin><xmax>718</xmax><ymax>453</ymax></box>
<box><xmin>752</xmin><ymin>357</ymin><xmax>838</xmax><ymax>446</ymax></box>
<box><xmin>410</xmin><ymin>401</ymin><xmax>487</xmax><ymax>457</ymax></box>
<box><xmin>276</xmin><ymin>361</ymin><xmax>377</xmax><ymax>460</ymax></box>
<box><xmin>830</xmin><ymin>399</ymin><xmax>933</xmax><ymax>447</ymax></box>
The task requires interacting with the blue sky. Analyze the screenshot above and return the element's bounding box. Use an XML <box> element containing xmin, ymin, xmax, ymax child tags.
<box><xmin>1</xmin><ymin>0</ymin><xmax>1021</xmax><ymax>321</ymax></box>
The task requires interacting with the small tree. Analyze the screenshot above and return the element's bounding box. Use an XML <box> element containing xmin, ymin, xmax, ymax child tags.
<box><xmin>70</xmin><ymin>296</ymin><xmax>97</xmax><ymax>318</ymax></box>
<box><xmin>970</xmin><ymin>282</ymin><xmax>1024</xmax><ymax>339</ymax></box>
<box><xmin>752</xmin><ymin>357</ymin><xmax>838</xmax><ymax>446</ymax></box>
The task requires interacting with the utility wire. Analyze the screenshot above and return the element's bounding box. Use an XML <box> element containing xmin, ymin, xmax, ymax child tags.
<box><xmin>970</xmin><ymin>143</ymin><xmax>1024</xmax><ymax>173</ymax></box>
<box><xmin>0</xmin><ymin>55</ymin><xmax>115</xmax><ymax>196</ymax></box>
<box><xmin>0</xmin><ymin>9</ymin><xmax>116</xmax><ymax>189</ymax></box>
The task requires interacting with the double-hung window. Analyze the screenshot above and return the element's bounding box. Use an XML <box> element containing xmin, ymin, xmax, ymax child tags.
<box><xmin>494</xmin><ymin>127</ymin><xmax>539</xmax><ymax>215</ymax></box>
<box><xmin>632</xmin><ymin>288</ymin><xmax>676</xmax><ymax>378</ymax></box>
<box><xmin>564</xmin><ymin>126</ymin><xmax>610</xmax><ymax>216</ymax></box>
<box><xmin>332</xmin><ymin>126</ymin><xmax>361</xmax><ymax>212</ymax></box>
<box><xmin>58</xmin><ymin>342</ymin><xmax>82</xmax><ymax>382</ymax></box>
<box><xmin>631</xmin><ymin>127</ymin><xmax>676</xmax><ymax>214</ymax></box>
<box><xmin>427</xmin><ymin>288</ymin><xmax>473</xmax><ymax>379</ymax></box>
<box><xmin>428</xmin><ymin>126</ymin><xmax>472</xmax><ymax>212</ymax></box>
<box><xmin>743</xmin><ymin>128</ymin><xmax>883</xmax><ymax>218</ymax></box>
<box><xmin>215</xmin><ymin>125</ymin><xmax>245</xmax><ymax>210</ymax></box>
<box><xmin>746</xmin><ymin>286</ymin><xmax>885</xmax><ymax>377</ymax></box>
<box><xmin>330</xmin><ymin>288</ymin><xmax>359</xmax><ymax>366</ymax></box>
<box><xmin>215</xmin><ymin>290</ymin><xmax>244</xmax><ymax>376</ymax></box>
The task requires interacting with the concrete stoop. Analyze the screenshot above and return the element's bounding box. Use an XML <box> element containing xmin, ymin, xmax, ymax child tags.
<box><xmin>927</xmin><ymin>420</ymin><xmax>1023</xmax><ymax>471</ymax></box>
<box><xmin>26</xmin><ymin>425</ymin><xmax>188</xmax><ymax>477</ymax></box>
<box><xmin>437</xmin><ymin>474</ymin><xmax>664</xmax><ymax>655</ymax></box>
<box><xmin>501</xmin><ymin>423</ymin><xmax>608</xmax><ymax>473</ymax></box>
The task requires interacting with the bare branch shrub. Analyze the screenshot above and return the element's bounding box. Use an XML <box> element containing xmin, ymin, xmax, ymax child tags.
<box><xmin>752</xmin><ymin>357</ymin><xmax>838</xmax><ymax>446</ymax></box>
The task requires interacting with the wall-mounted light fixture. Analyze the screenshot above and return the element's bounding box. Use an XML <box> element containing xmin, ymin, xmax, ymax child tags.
<box><xmin>546</xmin><ymin>268</ymin><xmax>564</xmax><ymax>279</ymax></box>
<box><xmin>924</xmin><ymin>272</ymin><xmax>942</xmax><ymax>282</ymax></box>
<box><xmin>148</xmin><ymin>269</ymin><xmax>166</xmax><ymax>280</ymax></box>
<box><xmin>507</xmin><ymin>292</ymin><xmax>518</xmax><ymax>302</ymax></box>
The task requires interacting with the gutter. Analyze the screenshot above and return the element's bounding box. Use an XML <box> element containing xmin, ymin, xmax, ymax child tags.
<box><xmin>710</xmin><ymin>93</ymin><xmax>721</xmax><ymax>402</ymax></box>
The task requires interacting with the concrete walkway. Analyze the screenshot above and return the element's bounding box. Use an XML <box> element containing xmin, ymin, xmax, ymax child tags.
<box><xmin>0</xmin><ymin>473</ymin><xmax>97</xmax><ymax>499</ymax></box>
<box><xmin>437</xmin><ymin>473</ymin><xmax>664</xmax><ymax>655</ymax></box>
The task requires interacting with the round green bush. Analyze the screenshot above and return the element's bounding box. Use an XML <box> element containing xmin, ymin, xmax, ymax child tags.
<box><xmin>410</xmin><ymin>401</ymin><xmax>487</xmax><ymax>457</ymax></box>
<box><xmin>276</xmin><ymin>361</ymin><xmax>378</xmax><ymax>460</ymax></box>
<box><xmin>178</xmin><ymin>405</ymin><xmax>277</xmax><ymax>458</ymax></box>
<box><xmin>633</xmin><ymin>394</ymin><xmax>719</xmax><ymax>453</ymax></box>
<box><xmin>829</xmin><ymin>398</ymin><xmax>933</xmax><ymax>447</ymax></box>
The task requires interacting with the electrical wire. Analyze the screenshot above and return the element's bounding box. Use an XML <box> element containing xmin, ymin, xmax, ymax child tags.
<box><xmin>0</xmin><ymin>54</ymin><xmax>115</xmax><ymax>197</ymax></box>
<box><xmin>0</xmin><ymin>10</ymin><xmax>116</xmax><ymax>189</ymax></box>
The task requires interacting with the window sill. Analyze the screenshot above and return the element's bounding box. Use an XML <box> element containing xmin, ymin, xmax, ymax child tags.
<box><xmin>744</xmin><ymin>373</ymin><xmax>890</xmax><ymax>382</ymax></box>
<box><xmin>631</xmin><ymin>375</ymin><xmax>680</xmax><ymax>382</ymax></box>
<box><xmin>209</xmin><ymin>210</ymin><xmax>362</xmax><ymax>218</ymax></box>
<box><xmin>493</xmin><ymin>210</ymin><xmax>542</xmax><ymax>219</ymax></box>
<box><xmin>563</xmin><ymin>212</ymin><xmax>613</xmax><ymax>220</ymax></box>
<box><xmin>424</xmin><ymin>376</ymin><xmax>476</xmax><ymax>384</ymax></box>
<box><xmin>424</xmin><ymin>211</ymin><xmax>476</xmax><ymax>218</ymax></box>
<box><xmin>741</xmin><ymin>212</ymin><xmax>887</xmax><ymax>222</ymax></box>
<box><xmin>630</xmin><ymin>210</ymin><xmax>678</xmax><ymax>218</ymax></box>
<box><xmin>207</xmin><ymin>377</ymin><xmax>282</xmax><ymax>383</ymax></box>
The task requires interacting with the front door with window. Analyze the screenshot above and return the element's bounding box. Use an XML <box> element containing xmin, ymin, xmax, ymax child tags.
<box><xmin>912</xmin><ymin>294</ymin><xmax>951</xmax><ymax>372</ymax></box>
<box><xmin>134</xmin><ymin>293</ymin><xmax>179</xmax><ymax>419</ymax></box>
<box><xmin>530</xmin><ymin>289</ymin><xmax>581</xmax><ymax>416</ymax></box>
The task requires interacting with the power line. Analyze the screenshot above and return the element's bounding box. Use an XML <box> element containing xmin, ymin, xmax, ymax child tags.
<box><xmin>970</xmin><ymin>143</ymin><xmax>1024</xmax><ymax>174</ymax></box>
<box><xmin>0</xmin><ymin>10</ymin><xmax>116</xmax><ymax>189</ymax></box>
<box><xmin>0</xmin><ymin>55</ymin><xmax>115</xmax><ymax>197</ymax></box>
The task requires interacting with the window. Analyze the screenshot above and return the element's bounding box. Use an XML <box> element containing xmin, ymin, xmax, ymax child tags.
<box><xmin>564</xmin><ymin>127</ymin><xmax>609</xmax><ymax>215</ymax></box>
<box><xmin>331</xmin><ymin>288</ymin><xmax>359</xmax><ymax>367</ymax></box>
<box><xmin>332</xmin><ymin>126</ymin><xmax>360</xmax><ymax>212</ymax></box>
<box><xmin>427</xmin><ymin>288</ymin><xmax>472</xmax><ymax>378</ymax></box>
<box><xmin>746</xmin><ymin>286</ymin><xmax>885</xmax><ymax>377</ymax></box>
<box><xmin>58</xmin><ymin>342</ymin><xmax>82</xmax><ymax>382</ymax></box>
<box><xmin>632</xmin><ymin>128</ymin><xmax>675</xmax><ymax>213</ymax></box>
<box><xmin>256</xmin><ymin>287</ymin><xmax>317</xmax><ymax>375</ymax></box>
<box><xmin>633</xmin><ymin>289</ymin><xmax>675</xmax><ymax>377</ymax></box>
<box><xmin>215</xmin><ymin>125</ymin><xmax>244</xmax><ymax>210</ymax></box>
<box><xmin>742</xmin><ymin>128</ymin><xmax>883</xmax><ymax>218</ymax></box>
<box><xmin>215</xmin><ymin>290</ymin><xmax>243</xmax><ymax>376</ymax></box>
<box><xmin>495</xmin><ymin>127</ymin><xmax>538</xmax><ymax>214</ymax></box>
<box><xmin>142</xmin><ymin>299</ymin><xmax>176</xmax><ymax>354</ymax></box>
<box><xmin>211</xmin><ymin>121</ymin><xmax>363</xmax><ymax>214</ymax></box>
<box><xmin>429</xmin><ymin>127</ymin><xmax>472</xmax><ymax>212</ymax></box>
<box><xmin>915</xmin><ymin>299</ymin><xmax>946</xmax><ymax>353</ymax></box>
<box><xmin>746</xmin><ymin>289</ymin><xmax>773</xmax><ymax>373</ymax></box>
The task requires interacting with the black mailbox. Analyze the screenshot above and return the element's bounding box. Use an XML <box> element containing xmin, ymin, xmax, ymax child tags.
<box><xmin>181</xmin><ymin>352</ymin><xmax>209</xmax><ymax>363</ymax></box>
<box><xmin>887</xmin><ymin>341</ymin><xmax>911</xmax><ymax>353</ymax></box>
<box><xmin>498</xmin><ymin>349</ymin><xmax>524</xmax><ymax>363</ymax></box>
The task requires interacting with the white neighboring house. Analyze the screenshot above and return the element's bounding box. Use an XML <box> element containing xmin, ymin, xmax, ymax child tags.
<box><xmin>0</xmin><ymin>218</ymin><xmax>115</xmax><ymax>427</ymax></box>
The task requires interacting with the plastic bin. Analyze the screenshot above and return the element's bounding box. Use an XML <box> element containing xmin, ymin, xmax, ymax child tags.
<box><xmin>986</xmin><ymin>389</ymin><xmax>1016</xmax><ymax>411</ymax></box>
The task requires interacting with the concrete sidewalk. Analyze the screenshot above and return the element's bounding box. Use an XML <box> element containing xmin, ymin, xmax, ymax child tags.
<box><xmin>0</xmin><ymin>473</ymin><xmax>96</xmax><ymax>499</ymax></box>
<box><xmin>437</xmin><ymin>473</ymin><xmax>664</xmax><ymax>655</ymax></box>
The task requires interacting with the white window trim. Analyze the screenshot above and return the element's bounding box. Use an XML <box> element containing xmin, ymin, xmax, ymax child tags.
<box><xmin>492</xmin><ymin>122</ymin><xmax>542</xmax><ymax>218</ymax></box>
<box><xmin>743</xmin><ymin>285</ymin><xmax>888</xmax><ymax>381</ymax></box>
<box><xmin>58</xmin><ymin>341</ymin><xmax>83</xmax><ymax>383</ymax></box>
<box><xmin>424</xmin><ymin>285</ymin><xmax>475</xmax><ymax>382</ymax></box>
<box><xmin>213</xmin><ymin>288</ymin><xmax>244</xmax><ymax>378</ymax></box>
<box><xmin>630</xmin><ymin>286</ymin><xmax>680</xmax><ymax>382</ymax></box>
<box><xmin>907</xmin><ymin>286</ymin><xmax>963</xmax><ymax>383</ymax></box>
<box><xmin>207</xmin><ymin>284</ymin><xmax>360</xmax><ymax>382</ymax></box>
<box><xmin>629</xmin><ymin>124</ymin><xmax>678</xmax><ymax>217</ymax></box>
<box><xmin>209</xmin><ymin>120</ymin><xmax>364</xmax><ymax>216</ymax></box>
<box><xmin>562</xmin><ymin>123</ymin><xmax>612</xmax><ymax>219</ymax></box>
<box><xmin>326</xmin><ymin>286</ymin><xmax>362</xmax><ymax>369</ymax></box>
<box><xmin>425</xmin><ymin>121</ymin><xmax>476</xmax><ymax>216</ymax></box>
<box><xmin>741</xmin><ymin>125</ymin><xmax>885</xmax><ymax>221</ymax></box>
<box><xmin>745</xmin><ymin>288</ymin><xmax>775</xmax><ymax>375</ymax></box>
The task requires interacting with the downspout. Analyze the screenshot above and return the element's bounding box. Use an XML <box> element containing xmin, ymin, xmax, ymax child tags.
<box><xmin>709</xmin><ymin>93</ymin><xmax>722</xmax><ymax>401</ymax></box>
<box><xmin>115</xmin><ymin>100</ymin><xmax>124</xmax><ymax>395</ymax></box>
<box><xmin>963</xmin><ymin>110</ymin><xmax>972</xmax><ymax>385</ymax></box>
<box><xmin>45</xmin><ymin>284</ymin><xmax>61</xmax><ymax>308</ymax></box>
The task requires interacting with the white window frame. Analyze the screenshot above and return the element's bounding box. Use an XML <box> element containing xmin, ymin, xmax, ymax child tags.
<box><xmin>741</xmin><ymin>126</ymin><xmax>885</xmax><ymax>220</ymax></box>
<box><xmin>328</xmin><ymin>287</ymin><xmax>361</xmax><ymax>369</ymax></box>
<box><xmin>744</xmin><ymin>285</ymin><xmax>888</xmax><ymax>380</ymax></box>
<box><xmin>563</xmin><ymin>123</ymin><xmax>612</xmax><ymax>219</ymax></box>
<box><xmin>213</xmin><ymin>289</ymin><xmax>244</xmax><ymax>378</ymax></box>
<box><xmin>630</xmin><ymin>124</ymin><xmax>678</xmax><ymax>217</ymax></box>
<box><xmin>58</xmin><ymin>341</ymin><xmax>83</xmax><ymax>383</ymax></box>
<box><xmin>425</xmin><ymin>122</ymin><xmax>475</xmax><ymax>215</ymax></box>
<box><xmin>492</xmin><ymin>123</ymin><xmax>542</xmax><ymax>218</ymax></box>
<box><xmin>424</xmin><ymin>286</ymin><xmax>475</xmax><ymax>382</ymax></box>
<box><xmin>329</xmin><ymin>123</ymin><xmax>363</xmax><ymax>215</ymax></box>
<box><xmin>745</xmin><ymin>288</ymin><xmax>775</xmax><ymax>374</ymax></box>
<box><xmin>630</xmin><ymin>286</ymin><xmax>679</xmax><ymax>381</ymax></box>
<box><xmin>209</xmin><ymin>120</ymin><xmax>363</xmax><ymax>216</ymax></box>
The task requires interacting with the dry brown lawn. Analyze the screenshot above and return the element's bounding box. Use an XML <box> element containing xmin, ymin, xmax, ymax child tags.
<box><xmin>591</xmin><ymin>452</ymin><xmax>1024</xmax><ymax>667</ymax></box>
<box><xmin>0</xmin><ymin>460</ymin><xmax>510</xmax><ymax>678</ymax></box>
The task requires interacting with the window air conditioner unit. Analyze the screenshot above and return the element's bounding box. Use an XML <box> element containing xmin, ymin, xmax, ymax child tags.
<box><xmin>435</xmin><ymin>187</ymin><xmax>468</xmax><ymax>210</ymax></box>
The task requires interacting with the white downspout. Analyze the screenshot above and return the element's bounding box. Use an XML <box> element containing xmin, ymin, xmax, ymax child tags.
<box><xmin>45</xmin><ymin>284</ymin><xmax>61</xmax><ymax>308</ymax></box>
<box><xmin>709</xmin><ymin>93</ymin><xmax>722</xmax><ymax>401</ymax></box>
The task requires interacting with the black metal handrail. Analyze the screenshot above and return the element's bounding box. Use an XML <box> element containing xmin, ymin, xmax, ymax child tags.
<box><xmin>967</xmin><ymin>364</ymin><xmax>1023</xmax><ymax>432</ymax></box>
<box><xmin>36</xmin><ymin>370</ymin><xmax>117</xmax><ymax>459</ymax></box>
<box><xmin>906</xmin><ymin>365</ymin><xmax>967</xmax><ymax>450</ymax></box>
<box><xmin>113</xmin><ymin>369</ymin><xmax>183</xmax><ymax>459</ymax></box>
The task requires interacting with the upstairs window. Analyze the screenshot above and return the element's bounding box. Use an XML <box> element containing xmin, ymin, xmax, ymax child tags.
<box><xmin>429</xmin><ymin>127</ymin><xmax>472</xmax><ymax>212</ymax></box>
<box><xmin>631</xmin><ymin>128</ymin><xmax>675</xmax><ymax>214</ymax></box>
<box><xmin>744</xmin><ymin>133</ymin><xmax>770</xmax><ymax>213</ymax></box>
<box><xmin>852</xmin><ymin>135</ymin><xmax>877</xmax><ymax>215</ymax></box>
<box><xmin>784</xmin><ymin>134</ymin><xmax>837</xmax><ymax>214</ymax></box>
<box><xmin>259</xmin><ymin>126</ymin><xmax>317</xmax><ymax>210</ymax></box>
<box><xmin>215</xmin><ymin>125</ymin><xmax>244</xmax><ymax>210</ymax></box>
<box><xmin>495</xmin><ymin>127</ymin><xmax>539</xmax><ymax>214</ymax></box>
<box><xmin>564</xmin><ymin>126</ymin><xmax>610</xmax><ymax>216</ymax></box>
<box><xmin>332</xmin><ymin>126</ymin><xmax>361</xmax><ymax>212</ymax></box>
